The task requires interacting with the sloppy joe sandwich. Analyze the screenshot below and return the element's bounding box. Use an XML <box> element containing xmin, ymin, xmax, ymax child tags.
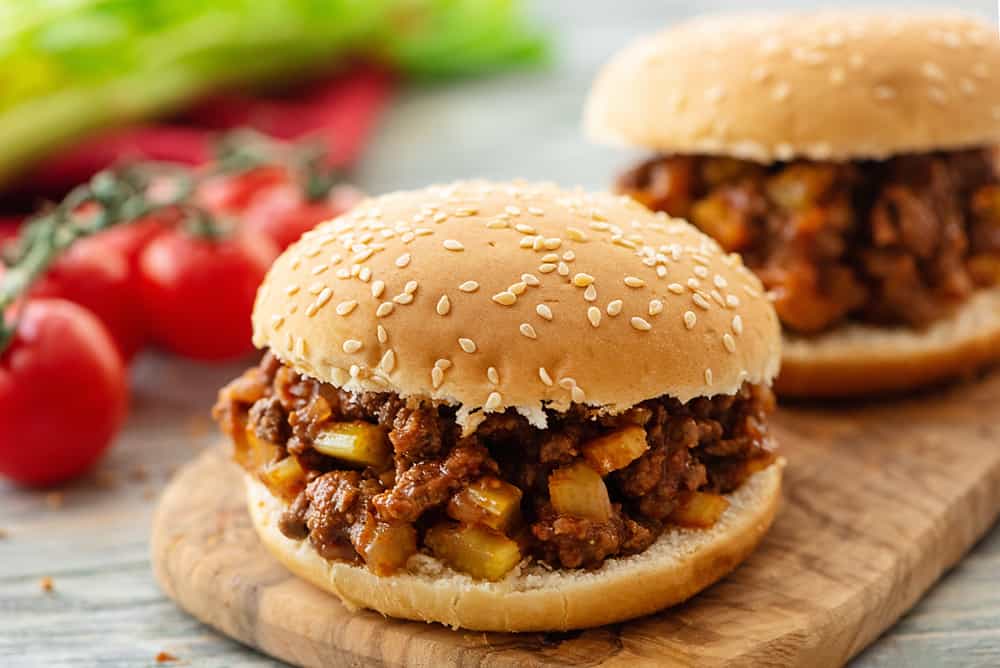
<box><xmin>585</xmin><ymin>11</ymin><xmax>1000</xmax><ymax>396</ymax></box>
<box><xmin>213</xmin><ymin>180</ymin><xmax>783</xmax><ymax>631</ymax></box>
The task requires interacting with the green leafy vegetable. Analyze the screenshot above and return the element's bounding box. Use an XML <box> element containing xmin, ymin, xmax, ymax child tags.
<box><xmin>0</xmin><ymin>0</ymin><xmax>548</xmax><ymax>185</ymax></box>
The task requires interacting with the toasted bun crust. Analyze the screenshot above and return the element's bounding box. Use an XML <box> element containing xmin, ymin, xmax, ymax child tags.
<box><xmin>777</xmin><ymin>287</ymin><xmax>1000</xmax><ymax>397</ymax></box>
<box><xmin>245</xmin><ymin>461</ymin><xmax>783</xmax><ymax>632</ymax></box>
<box><xmin>252</xmin><ymin>181</ymin><xmax>780</xmax><ymax>423</ymax></box>
<box><xmin>585</xmin><ymin>10</ymin><xmax>1000</xmax><ymax>163</ymax></box>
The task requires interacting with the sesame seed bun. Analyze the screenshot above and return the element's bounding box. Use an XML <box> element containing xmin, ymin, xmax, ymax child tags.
<box><xmin>776</xmin><ymin>286</ymin><xmax>1000</xmax><ymax>398</ymax></box>
<box><xmin>251</xmin><ymin>181</ymin><xmax>780</xmax><ymax>428</ymax></box>
<box><xmin>245</xmin><ymin>459</ymin><xmax>784</xmax><ymax>632</ymax></box>
<box><xmin>584</xmin><ymin>10</ymin><xmax>1000</xmax><ymax>163</ymax></box>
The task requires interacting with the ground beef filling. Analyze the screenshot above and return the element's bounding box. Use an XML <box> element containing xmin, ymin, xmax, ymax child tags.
<box><xmin>214</xmin><ymin>353</ymin><xmax>776</xmax><ymax>576</ymax></box>
<box><xmin>617</xmin><ymin>148</ymin><xmax>1000</xmax><ymax>334</ymax></box>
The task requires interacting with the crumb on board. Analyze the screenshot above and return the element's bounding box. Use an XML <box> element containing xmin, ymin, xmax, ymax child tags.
<box><xmin>155</xmin><ymin>651</ymin><xmax>178</xmax><ymax>663</ymax></box>
<box><xmin>40</xmin><ymin>576</ymin><xmax>54</xmax><ymax>593</ymax></box>
<box><xmin>45</xmin><ymin>492</ymin><xmax>64</xmax><ymax>510</ymax></box>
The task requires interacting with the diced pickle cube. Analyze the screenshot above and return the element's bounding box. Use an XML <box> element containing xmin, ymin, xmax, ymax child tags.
<box><xmin>362</xmin><ymin>523</ymin><xmax>417</xmax><ymax>575</ymax></box>
<box><xmin>312</xmin><ymin>421</ymin><xmax>389</xmax><ymax>469</ymax></box>
<box><xmin>669</xmin><ymin>492</ymin><xmax>730</xmax><ymax>528</ymax></box>
<box><xmin>425</xmin><ymin>523</ymin><xmax>521</xmax><ymax>581</ymax></box>
<box><xmin>260</xmin><ymin>456</ymin><xmax>306</xmax><ymax>501</ymax></box>
<box><xmin>447</xmin><ymin>477</ymin><xmax>523</xmax><ymax>532</ymax></box>
<box><xmin>581</xmin><ymin>426</ymin><xmax>649</xmax><ymax>476</ymax></box>
<box><xmin>548</xmin><ymin>462</ymin><xmax>612</xmax><ymax>521</ymax></box>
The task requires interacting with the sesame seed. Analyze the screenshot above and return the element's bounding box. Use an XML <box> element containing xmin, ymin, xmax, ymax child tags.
<box><xmin>733</xmin><ymin>315</ymin><xmax>744</xmax><ymax>335</ymax></box>
<box><xmin>566</xmin><ymin>227</ymin><xmax>589</xmax><ymax>242</ymax></box>
<box><xmin>519</xmin><ymin>323</ymin><xmax>538</xmax><ymax>339</ymax></box>
<box><xmin>572</xmin><ymin>273</ymin><xmax>595</xmax><ymax>287</ymax></box>
<box><xmin>539</xmin><ymin>367</ymin><xmax>554</xmax><ymax>386</ymax></box>
<box><xmin>874</xmin><ymin>85</ymin><xmax>896</xmax><ymax>100</ymax></box>
<box><xmin>723</xmin><ymin>333</ymin><xmax>737</xmax><ymax>354</ymax></box>
<box><xmin>459</xmin><ymin>338</ymin><xmax>477</xmax><ymax>353</ymax></box>
<box><xmin>648</xmin><ymin>299</ymin><xmax>663</xmax><ymax>316</ymax></box>
<box><xmin>587</xmin><ymin>306</ymin><xmax>601</xmax><ymax>328</ymax></box>
<box><xmin>404</xmin><ymin>280</ymin><xmax>418</xmax><ymax>295</ymax></box>
<box><xmin>536</xmin><ymin>304</ymin><xmax>553</xmax><ymax>320</ymax></box>
<box><xmin>335</xmin><ymin>268</ymin><xmax>350</xmax><ymax>279</ymax></box>
<box><xmin>528</xmin><ymin>207</ymin><xmax>545</xmax><ymax>216</ymax></box>
<box><xmin>342</xmin><ymin>339</ymin><xmax>363</xmax><ymax>354</ymax></box>
<box><xmin>570</xmin><ymin>386</ymin><xmax>586</xmax><ymax>403</ymax></box>
<box><xmin>727</xmin><ymin>294</ymin><xmax>741</xmax><ymax>308</ymax></box>
<box><xmin>705</xmin><ymin>368</ymin><xmax>713</xmax><ymax>385</ymax></box>
<box><xmin>443</xmin><ymin>239</ymin><xmax>464</xmax><ymax>252</ymax></box>
<box><xmin>372</xmin><ymin>280</ymin><xmax>386</xmax><ymax>298</ymax></box>
<box><xmin>286</xmin><ymin>285</ymin><xmax>300</xmax><ymax>296</ymax></box>
<box><xmin>557</xmin><ymin>262</ymin><xmax>570</xmax><ymax>277</ymax></box>
<box><xmin>335</xmin><ymin>299</ymin><xmax>357</xmax><ymax>316</ymax></box>
<box><xmin>492</xmin><ymin>291</ymin><xmax>517</xmax><ymax>306</ymax></box>
<box><xmin>377</xmin><ymin>325</ymin><xmax>388</xmax><ymax>344</ymax></box>
<box><xmin>558</xmin><ymin>377</ymin><xmax>576</xmax><ymax>390</ymax></box>
<box><xmin>459</xmin><ymin>281</ymin><xmax>479</xmax><ymax>292</ymax></box>
<box><xmin>395</xmin><ymin>253</ymin><xmax>411</xmax><ymax>268</ymax></box>
<box><xmin>693</xmin><ymin>265</ymin><xmax>709</xmax><ymax>278</ymax></box>
<box><xmin>562</xmin><ymin>250</ymin><xmax>576</xmax><ymax>262</ymax></box>
<box><xmin>352</xmin><ymin>249</ymin><xmax>374</xmax><ymax>263</ymax></box>
<box><xmin>515</xmin><ymin>223</ymin><xmax>536</xmax><ymax>234</ymax></box>
<box><xmin>624</xmin><ymin>276</ymin><xmax>645</xmax><ymax>288</ymax></box>
<box><xmin>393</xmin><ymin>293</ymin><xmax>414</xmax><ymax>305</ymax></box>
<box><xmin>668</xmin><ymin>283</ymin><xmax>684</xmax><ymax>294</ymax></box>
<box><xmin>772</xmin><ymin>82</ymin><xmax>790</xmax><ymax>101</ymax></box>
<box><xmin>589</xmin><ymin>221</ymin><xmax>611</xmax><ymax>231</ymax></box>
<box><xmin>307</xmin><ymin>282</ymin><xmax>323</xmax><ymax>295</ymax></box>
<box><xmin>524</xmin><ymin>237</ymin><xmax>539</xmax><ymax>250</ymax></box>
<box><xmin>743</xmin><ymin>285</ymin><xmax>760</xmax><ymax>298</ymax></box>
<box><xmin>687</xmin><ymin>278</ymin><xmax>701</xmax><ymax>290</ymax></box>
<box><xmin>505</xmin><ymin>205</ymin><xmax>521</xmax><ymax>216</ymax></box>
<box><xmin>713</xmin><ymin>275</ymin><xmax>728</xmax><ymax>289</ymax></box>
<box><xmin>693</xmin><ymin>293</ymin><xmax>711</xmax><ymax>310</ymax></box>
<box><xmin>509</xmin><ymin>281</ymin><xmax>527</xmax><ymax>296</ymax></box>
<box><xmin>683</xmin><ymin>311</ymin><xmax>697</xmax><ymax>329</ymax></box>
<box><xmin>436</xmin><ymin>295</ymin><xmax>451</xmax><ymax>316</ymax></box>
<box><xmin>311</xmin><ymin>264</ymin><xmax>329</xmax><ymax>276</ymax></box>
<box><xmin>630</xmin><ymin>317</ymin><xmax>652</xmax><ymax>331</ymax></box>
<box><xmin>612</xmin><ymin>236</ymin><xmax>637</xmax><ymax>250</ymax></box>
<box><xmin>539</xmin><ymin>263</ymin><xmax>557</xmax><ymax>274</ymax></box>
<box><xmin>454</xmin><ymin>207</ymin><xmax>477</xmax><ymax>217</ymax></box>
<box><xmin>484</xmin><ymin>392</ymin><xmax>503</xmax><ymax>412</ymax></box>
<box><xmin>433</xmin><ymin>212</ymin><xmax>448</xmax><ymax>223</ymax></box>
<box><xmin>607</xmin><ymin>299</ymin><xmax>623</xmax><ymax>316</ymax></box>
<box><xmin>271</xmin><ymin>314</ymin><xmax>285</xmax><ymax>329</ymax></box>
<box><xmin>376</xmin><ymin>302</ymin><xmax>394</xmax><ymax>317</ymax></box>
<box><xmin>542</xmin><ymin>253</ymin><xmax>560</xmax><ymax>263</ymax></box>
<box><xmin>921</xmin><ymin>61</ymin><xmax>944</xmax><ymax>80</ymax></box>
<box><xmin>486</xmin><ymin>219</ymin><xmax>508</xmax><ymax>229</ymax></box>
<box><xmin>415</xmin><ymin>228</ymin><xmax>432</xmax><ymax>236</ymax></box>
<box><xmin>522</xmin><ymin>273</ymin><xmax>540</xmax><ymax>287</ymax></box>
<box><xmin>543</xmin><ymin>238</ymin><xmax>562</xmax><ymax>251</ymax></box>
<box><xmin>487</xmin><ymin>367</ymin><xmax>500</xmax><ymax>385</ymax></box>
<box><xmin>584</xmin><ymin>284</ymin><xmax>598</xmax><ymax>302</ymax></box>
<box><xmin>380</xmin><ymin>350</ymin><xmax>396</xmax><ymax>374</ymax></box>
<box><xmin>435</xmin><ymin>358</ymin><xmax>452</xmax><ymax>370</ymax></box>
<box><xmin>431</xmin><ymin>366</ymin><xmax>444</xmax><ymax>389</ymax></box>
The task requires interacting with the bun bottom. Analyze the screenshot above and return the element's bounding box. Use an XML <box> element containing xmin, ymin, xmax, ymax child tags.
<box><xmin>246</xmin><ymin>461</ymin><xmax>784</xmax><ymax>632</ymax></box>
<box><xmin>776</xmin><ymin>287</ymin><xmax>1000</xmax><ymax>398</ymax></box>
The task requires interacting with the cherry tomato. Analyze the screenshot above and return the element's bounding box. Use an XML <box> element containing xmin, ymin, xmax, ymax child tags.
<box><xmin>242</xmin><ymin>183</ymin><xmax>363</xmax><ymax>250</ymax></box>
<box><xmin>198</xmin><ymin>166</ymin><xmax>290</xmax><ymax>213</ymax></box>
<box><xmin>32</xmin><ymin>236</ymin><xmax>145</xmax><ymax>362</ymax></box>
<box><xmin>139</xmin><ymin>230</ymin><xmax>277</xmax><ymax>360</ymax></box>
<box><xmin>93</xmin><ymin>217</ymin><xmax>169</xmax><ymax>275</ymax></box>
<box><xmin>0</xmin><ymin>299</ymin><xmax>128</xmax><ymax>486</ymax></box>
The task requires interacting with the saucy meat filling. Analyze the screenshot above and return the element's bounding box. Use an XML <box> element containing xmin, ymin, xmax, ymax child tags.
<box><xmin>617</xmin><ymin>148</ymin><xmax>1000</xmax><ymax>334</ymax></box>
<box><xmin>214</xmin><ymin>353</ymin><xmax>776</xmax><ymax>579</ymax></box>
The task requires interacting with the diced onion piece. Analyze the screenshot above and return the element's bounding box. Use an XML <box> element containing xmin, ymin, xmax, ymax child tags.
<box><xmin>312</xmin><ymin>421</ymin><xmax>389</xmax><ymax>468</ymax></box>
<box><xmin>669</xmin><ymin>492</ymin><xmax>730</xmax><ymax>528</ymax></box>
<box><xmin>362</xmin><ymin>523</ymin><xmax>417</xmax><ymax>575</ymax></box>
<box><xmin>425</xmin><ymin>523</ymin><xmax>521</xmax><ymax>581</ymax></box>
<box><xmin>260</xmin><ymin>456</ymin><xmax>305</xmax><ymax>501</ymax></box>
<box><xmin>447</xmin><ymin>477</ymin><xmax>523</xmax><ymax>532</ymax></box>
<box><xmin>245</xmin><ymin>424</ymin><xmax>280</xmax><ymax>470</ymax></box>
<box><xmin>581</xmin><ymin>426</ymin><xmax>649</xmax><ymax>476</ymax></box>
<box><xmin>548</xmin><ymin>462</ymin><xmax>612</xmax><ymax>521</ymax></box>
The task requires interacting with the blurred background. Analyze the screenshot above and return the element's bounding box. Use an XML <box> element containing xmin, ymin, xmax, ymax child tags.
<box><xmin>0</xmin><ymin>2</ymin><xmax>996</xmax><ymax>667</ymax></box>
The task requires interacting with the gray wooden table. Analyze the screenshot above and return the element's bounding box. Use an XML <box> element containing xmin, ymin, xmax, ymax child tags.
<box><xmin>2</xmin><ymin>2</ymin><xmax>997</xmax><ymax>666</ymax></box>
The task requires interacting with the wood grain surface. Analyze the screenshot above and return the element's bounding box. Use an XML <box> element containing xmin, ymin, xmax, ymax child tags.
<box><xmin>151</xmin><ymin>371</ymin><xmax>1000</xmax><ymax>668</ymax></box>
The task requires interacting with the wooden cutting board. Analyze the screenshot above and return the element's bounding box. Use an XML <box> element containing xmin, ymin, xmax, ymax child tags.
<box><xmin>151</xmin><ymin>371</ymin><xmax>1000</xmax><ymax>668</ymax></box>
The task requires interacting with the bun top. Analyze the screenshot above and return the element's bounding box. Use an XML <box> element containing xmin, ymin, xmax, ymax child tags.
<box><xmin>252</xmin><ymin>181</ymin><xmax>780</xmax><ymax>426</ymax></box>
<box><xmin>585</xmin><ymin>10</ymin><xmax>1000</xmax><ymax>163</ymax></box>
